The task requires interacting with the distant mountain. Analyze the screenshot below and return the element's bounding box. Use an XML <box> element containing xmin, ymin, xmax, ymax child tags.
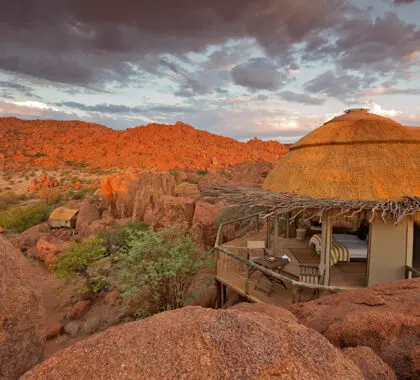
<box><xmin>0</xmin><ymin>118</ymin><xmax>288</xmax><ymax>170</ymax></box>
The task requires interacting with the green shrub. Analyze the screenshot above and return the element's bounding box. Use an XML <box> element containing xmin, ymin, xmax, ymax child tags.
<box><xmin>52</xmin><ymin>237</ymin><xmax>108</xmax><ymax>292</ymax></box>
<box><xmin>0</xmin><ymin>204</ymin><xmax>52</xmax><ymax>233</ymax></box>
<box><xmin>114</xmin><ymin>225</ymin><xmax>214</xmax><ymax>316</ymax></box>
<box><xmin>196</xmin><ymin>169</ymin><xmax>208</xmax><ymax>176</ymax></box>
<box><xmin>169</xmin><ymin>169</ymin><xmax>178</xmax><ymax>177</ymax></box>
<box><xmin>96</xmin><ymin>222</ymin><xmax>149</xmax><ymax>257</ymax></box>
<box><xmin>70</xmin><ymin>189</ymin><xmax>88</xmax><ymax>200</ymax></box>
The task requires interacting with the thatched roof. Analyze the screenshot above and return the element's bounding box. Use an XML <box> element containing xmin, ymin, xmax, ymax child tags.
<box><xmin>262</xmin><ymin>110</ymin><xmax>420</xmax><ymax>201</ymax></box>
<box><xmin>49</xmin><ymin>207</ymin><xmax>78</xmax><ymax>221</ymax></box>
<box><xmin>202</xmin><ymin>184</ymin><xmax>420</xmax><ymax>223</ymax></box>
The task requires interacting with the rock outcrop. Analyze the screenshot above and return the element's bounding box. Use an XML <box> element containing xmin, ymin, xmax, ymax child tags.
<box><xmin>22</xmin><ymin>305</ymin><xmax>362</xmax><ymax>379</ymax></box>
<box><xmin>289</xmin><ymin>278</ymin><xmax>420</xmax><ymax>379</ymax></box>
<box><xmin>0</xmin><ymin>237</ymin><xmax>45</xmax><ymax>379</ymax></box>
<box><xmin>342</xmin><ymin>346</ymin><xmax>397</xmax><ymax>380</ymax></box>
<box><xmin>152</xmin><ymin>195</ymin><xmax>195</xmax><ymax>228</ymax></box>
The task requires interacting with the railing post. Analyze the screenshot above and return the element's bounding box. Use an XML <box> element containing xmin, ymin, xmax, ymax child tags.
<box><xmin>292</xmin><ymin>285</ymin><xmax>298</xmax><ymax>304</ymax></box>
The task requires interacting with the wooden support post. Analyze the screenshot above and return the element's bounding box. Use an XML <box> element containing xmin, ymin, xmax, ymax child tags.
<box><xmin>273</xmin><ymin>213</ymin><xmax>278</xmax><ymax>256</ymax></box>
<box><xmin>266</xmin><ymin>217</ymin><xmax>271</xmax><ymax>249</ymax></box>
<box><xmin>216</xmin><ymin>280</ymin><xmax>222</xmax><ymax>309</ymax></box>
<box><xmin>285</xmin><ymin>212</ymin><xmax>290</xmax><ymax>238</ymax></box>
<box><xmin>292</xmin><ymin>285</ymin><xmax>299</xmax><ymax>304</ymax></box>
<box><xmin>245</xmin><ymin>266</ymin><xmax>249</xmax><ymax>296</ymax></box>
<box><xmin>222</xmin><ymin>284</ymin><xmax>227</xmax><ymax>307</ymax></box>
<box><xmin>321</xmin><ymin>211</ymin><xmax>332</xmax><ymax>286</ymax></box>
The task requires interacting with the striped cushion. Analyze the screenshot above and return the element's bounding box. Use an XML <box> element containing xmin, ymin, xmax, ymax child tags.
<box><xmin>309</xmin><ymin>234</ymin><xmax>350</xmax><ymax>265</ymax></box>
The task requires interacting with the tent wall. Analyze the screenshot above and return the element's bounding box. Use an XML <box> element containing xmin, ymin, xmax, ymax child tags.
<box><xmin>368</xmin><ymin>219</ymin><xmax>410</xmax><ymax>286</ymax></box>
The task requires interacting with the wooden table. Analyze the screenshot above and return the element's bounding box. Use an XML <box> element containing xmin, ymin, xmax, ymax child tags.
<box><xmin>249</xmin><ymin>256</ymin><xmax>290</xmax><ymax>295</ymax></box>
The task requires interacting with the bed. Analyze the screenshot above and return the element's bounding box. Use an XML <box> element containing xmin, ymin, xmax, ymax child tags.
<box><xmin>309</xmin><ymin>234</ymin><xmax>368</xmax><ymax>265</ymax></box>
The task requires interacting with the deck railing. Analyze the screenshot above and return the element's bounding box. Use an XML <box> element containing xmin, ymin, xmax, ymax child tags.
<box><xmin>215</xmin><ymin>212</ymin><xmax>263</xmax><ymax>247</ymax></box>
<box><xmin>215</xmin><ymin>246</ymin><xmax>353</xmax><ymax>304</ymax></box>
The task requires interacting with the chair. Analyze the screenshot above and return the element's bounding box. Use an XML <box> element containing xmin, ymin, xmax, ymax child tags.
<box><xmin>246</xmin><ymin>240</ymin><xmax>268</xmax><ymax>261</ymax></box>
<box><xmin>298</xmin><ymin>262</ymin><xmax>325</xmax><ymax>301</ymax></box>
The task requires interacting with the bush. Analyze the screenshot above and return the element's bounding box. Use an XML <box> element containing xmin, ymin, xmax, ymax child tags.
<box><xmin>196</xmin><ymin>169</ymin><xmax>208</xmax><ymax>176</ymax></box>
<box><xmin>114</xmin><ymin>225</ymin><xmax>214</xmax><ymax>316</ymax></box>
<box><xmin>38</xmin><ymin>188</ymin><xmax>62</xmax><ymax>205</ymax></box>
<box><xmin>69</xmin><ymin>189</ymin><xmax>88</xmax><ymax>200</ymax></box>
<box><xmin>0</xmin><ymin>204</ymin><xmax>52</xmax><ymax>233</ymax></box>
<box><xmin>169</xmin><ymin>169</ymin><xmax>178</xmax><ymax>177</ymax></box>
<box><xmin>96</xmin><ymin>221</ymin><xmax>149</xmax><ymax>256</ymax></box>
<box><xmin>52</xmin><ymin>237</ymin><xmax>108</xmax><ymax>292</ymax></box>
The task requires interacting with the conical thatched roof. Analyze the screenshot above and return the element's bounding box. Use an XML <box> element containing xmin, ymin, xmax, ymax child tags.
<box><xmin>263</xmin><ymin>109</ymin><xmax>420</xmax><ymax>201</ymax></box>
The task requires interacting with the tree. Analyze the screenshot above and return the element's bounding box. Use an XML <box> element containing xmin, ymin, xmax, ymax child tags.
<box><xmin>115</xmin><ymin>225</ymin><xmax>214</xmax><ymax>316</ymax></box>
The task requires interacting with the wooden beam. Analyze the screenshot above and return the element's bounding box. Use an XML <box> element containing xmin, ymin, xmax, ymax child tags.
<box><xmin>273</xmin><ymin>212</ymin><xmax>278</xmax><ymax>256</ymax></box>
<box><xmin>216</xmin><ymin>280</ymin><xmax>222</xmax><ymax>309</ymax></box>
<box><xmin>285</xmin><ymin>212</ymin><xmax>291</xmax><ymax>238</ymax></box>
<box><xmin>321</xmin><ymin>211</ymin><xmax>332</xmax><ymax>286</ymax></box>
<box><xmin>406</xmin><ymin>220</ymin><xmax>414</xmax><ymax>279</ymax></box>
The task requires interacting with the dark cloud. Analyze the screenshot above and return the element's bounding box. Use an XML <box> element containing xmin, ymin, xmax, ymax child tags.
<box><xmin>58</xmin><ymin>101</ymin><xmax>194</xmax><ymax>116</ymax></box>
<box><xmin>231</xmin><ymin>58</ymin><xmax>288</xmax><ymax>90</ymax></box>
<box><xmin>278</xmin><ymin>90</ymin><xmax>325</xmax><ymax>105</ymax></box>
<box><xmin>393</xmin><ymin>0</ymin><xmax>418</xmax><ymax>5</ymax></box>
<box><xmin>0</xmin><ymin>80</ymin><xmax>42</xmax><ymax>100</ymax></box>
<box><xmin>0</xmin><ymin>0</ymin><xmax>345</xmax><ymax>85</ymax></box>
<box><xmin>303</xmin><ymin>70</ymin><xmax>375</xmax><ymax>98</ymax></box>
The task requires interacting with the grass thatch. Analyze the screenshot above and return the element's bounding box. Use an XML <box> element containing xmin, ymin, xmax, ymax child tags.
<box><xmin>263</xmin><ymin>111</ymin><xmax>420</xmax><ymax>201</ymax></box>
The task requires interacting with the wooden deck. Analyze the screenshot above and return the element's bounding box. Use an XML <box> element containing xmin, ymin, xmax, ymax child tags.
<box><xmin>217</xmin><ymin>230</ymin><xmax>367</xmax><ymax>308</ymax></box>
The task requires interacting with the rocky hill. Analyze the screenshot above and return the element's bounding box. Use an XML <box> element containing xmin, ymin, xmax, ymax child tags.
<box><xmin>0</xmin><ymin>117</ymin><xmax>288</xmax><ymax>171</ymax></box>
<box><xmin>21</xmin><ymin>278</ymin><xmax>420</xmax><ymax>379</ymax></box>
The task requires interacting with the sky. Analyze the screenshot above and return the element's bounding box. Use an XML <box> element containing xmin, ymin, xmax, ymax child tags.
<box><xmin>0</xmin><ymin>0</ymin><xmax>420</xmax><ymax>143</ymax></box>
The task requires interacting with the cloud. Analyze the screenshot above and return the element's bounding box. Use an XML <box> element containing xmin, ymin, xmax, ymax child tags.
<box><xmin>0</xmin><ymin>80</ymin><xmax>42</xmax><ymax>101</ymax></box>
<box><xmin>58</xmin><ymin>101</ymin><xmax>194</xmax><ymax>118</ymax></box>
<box><xmin>393</xmin><ymin>0</ymin><xmax>418</xmax><ymax>5</ymax></box>
<box><xmin>0</xmin><ymin>1</ymin><xmax>345</xmax><ymax>85</ymax></box>
<box><xmin>231</xmin><ymin>58</ymin><xmax>288</xmax><ymax>90</ymax></box>
<box><xmin>332</xmin><ymin>12</ymin><xmax>420</xmax><ymax>76</ymax></box>
<box><xmin>278</xmin><ymin>90</ymin><xmax>325</xmax><ymax>105</ymax></box>
<box><xmin>304</xmin><ymin>70</ymin><xmax>367</xmax><ymax>98</ymax></box>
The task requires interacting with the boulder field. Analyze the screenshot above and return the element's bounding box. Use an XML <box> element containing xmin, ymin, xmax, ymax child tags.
<box><xmin>0</xmin><ymin>117</ymin><xmax>288</xmax><ymax>170</ymax></box>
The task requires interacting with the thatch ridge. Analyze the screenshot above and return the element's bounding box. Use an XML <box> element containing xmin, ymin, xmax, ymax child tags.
<box><xmin>202</xmin><ymin>184</ymin><xmax>420</xmax><ymax>223</ymax></box>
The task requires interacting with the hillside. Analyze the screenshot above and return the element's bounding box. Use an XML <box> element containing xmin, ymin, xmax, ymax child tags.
<box><xmin>0</xmin><ymin>118</ymin><xmax>288</xmax><ymax>171</ymax></box>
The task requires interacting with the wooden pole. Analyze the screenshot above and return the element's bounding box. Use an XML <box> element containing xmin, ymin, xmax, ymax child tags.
<box><xmin>216</xmin><ymin>280</ymin><xmax>221</xmax><ymax>309</ymax></box>
<box><xmin>273</xmin><ymin>212</ymin><xmax>278</xmax><ymax>256</ymax></box>
<box><xmin>321</xmin><ymin>211</ymin><xmax>332</xmax><ymax>286</ymax></box>
<box><xmin>222</xmin><ymin>284</ymin><xmax>227</xmax><ymax>306</ymax></box>
<box><xmin>286</xmin><ymin>212</ymin><xmax>290</xmax><ymax>238</ymax></box>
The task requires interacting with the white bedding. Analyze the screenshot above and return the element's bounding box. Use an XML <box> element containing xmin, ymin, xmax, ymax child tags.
<box><xmin>333</xmin><ymin>234</ymin><xmax>368</xmax><ymax>259</ymax></box>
